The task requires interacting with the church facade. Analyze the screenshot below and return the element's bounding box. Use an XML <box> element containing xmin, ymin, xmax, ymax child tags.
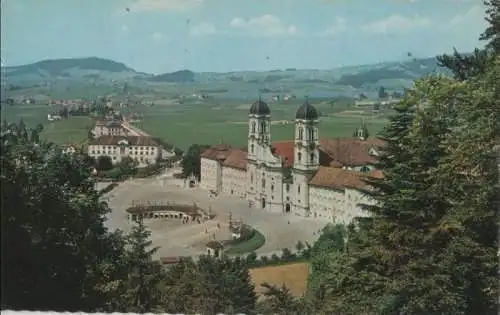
<box><xmin>200</xmin><ymin>99</ymin><xmax>384</xmax><ymax>224</ymax></box>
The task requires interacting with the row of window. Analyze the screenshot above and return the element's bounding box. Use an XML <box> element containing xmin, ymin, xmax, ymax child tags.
<box><xmin>94</xmin><ymin>145</ymin><xmax>156</xmax><ymax>151</ymax></box>
<box><xmin>91</xmin><ymin>150</ymin><xmax>156</xmax><ymax>156</ymax></box>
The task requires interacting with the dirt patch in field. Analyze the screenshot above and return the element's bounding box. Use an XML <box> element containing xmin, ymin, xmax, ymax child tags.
<box><xmin>249</xmin><ymin>262</ymin><xmax>309</xmax><ymax>297</ymax></box>
<box><xmin>236</xmin><ymin>104</ymin><xmax>252</xmax><ymax>110</ymax></box>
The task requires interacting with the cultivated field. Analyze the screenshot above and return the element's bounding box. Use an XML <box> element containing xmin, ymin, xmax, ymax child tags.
<box><xmin>132</xmin><ymin>99</ymin><xmax>388</xmax><ymax>150</ymax></box>
<box><xmin>250</xmin><ymin>262</ymin><xmax>310</xmax><ymax>297</ymax></box>
<box><xmin>4</xmin><ymin>98</ymin><xmax>388</xmax><ymax>149</ymax></box>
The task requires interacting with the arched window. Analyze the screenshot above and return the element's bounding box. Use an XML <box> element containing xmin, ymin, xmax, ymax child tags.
<box><xmin>251</xmin><ymin>121</ymin><xmax>256</xmax><ymax>133</ymax></box>
<box><xmin>271</xmin><ymin>184</ymin><xmax>274</xmax><ymax>192</ymax></box>
<box><xmin>261</xmin><ymin>121</ymin><xmax>266</xmax><ymax>133</ymax></box>
<box><xmin>360</xmin><ymin>166</ymin><xmax>370</xmax><ymax>172</ymax></box>
<box><xmin>262</xmin><ymin>179</ymin><xmax>266</xmax><ymax>188</ymax></box>
<box><xmin>298</xmin><ymin>185</ymin><xmax>301</xmax><ymax>194</ymax></box>
<box><xmin>310</xmin><ymin>153</ymin><xmax>315</xmax><ymax>163</ymax></box>
<box><xmin>250</xmin><ymin>173</ymin><xmax>254</xmax><ymax>183</ymax></box>
<box><xmin>298</xmin><ymin>127</ymin><xmax>304</xmax><ymax>140</ymax></box>
<box><xmin>251</xmin><ymin>144</ymin><xmax>255</xmax><ymax>153</ymax></box>
<box><xmin>309</xmin><ymin>128</ymin><xmax>314</xmax><ymax>141</ymax></box>
<box><xmin>298</xmin><ymin>152</ymin><xmax>302</xmax><ymax>162</ymax></box>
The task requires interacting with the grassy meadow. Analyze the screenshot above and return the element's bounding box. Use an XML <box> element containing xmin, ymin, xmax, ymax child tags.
<box><xmin>133</xmin><ymin>99</ymin><xmax>388</xmax><ymax>150</ymax></box>
<box><xmin>3</xmin><ymin>98</ymin><xmax>388</xmax><ymax>149</ymax></box>
<box><xmin>3</xmin><ymin>105</ymin><xmax>93</xmax><ymax>144</ymax></box>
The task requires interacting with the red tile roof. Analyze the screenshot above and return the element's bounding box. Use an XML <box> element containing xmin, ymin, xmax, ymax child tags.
<box><xmin>272</xmin><ymin>141</ymin><xmax>295</xmax><ymax>167</ymax></box>
<box><xmin>200</xmin><ymin>144</ymin><xmax>233</xmax><ymax>160</ymax></box>
<box><xmin>319</xmin><ymin>138</ymin><xmax>385</xmax><ymax>167</ymax></box>
<box><xmin>309</xmin><ymin>166</ymin><xmax>383</xmax><ymax>190</ymax></box>
<box><xmin>223</xmin><ymin>149</ymin><xmax>248</xmax><ymax>170</ymax></box>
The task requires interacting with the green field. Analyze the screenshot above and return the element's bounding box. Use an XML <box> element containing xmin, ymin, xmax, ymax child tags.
<box><xmin>132</xmin><ymin>100</ymin><xmax>388</xmax><ymax>150</ymax></box>
<box><xmin>3</xmin><ymin>99</ymin><xmax>388</xmax><ymax>149</ymax></box>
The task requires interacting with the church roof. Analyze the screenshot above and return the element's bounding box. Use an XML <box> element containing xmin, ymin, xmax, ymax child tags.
<box><xmin>249</xmin><ymin>99</ymin><xmax>271</xmax><ymax>115</ymax></box>
<box><xmin>319</xmin><ymin>137</ymin><xmax>385</xmax><ymax>167</ymax></box>
<box><xmin>309</xmin><ymin>166</ymin><xmax>383</xmax><ymax>190</ymax></box>
<box><xmin>201</xmin><ymin>145</ymin><xmax>248</xmax><ymax>170</ymax></box>
<box><xmin>223</xmin><ymin>149</ymin><xmax>248</xmax><ymax>170</ymax></box>
<box><xmin>200</xmin><ymin>144</ymin><xmax>232</xmax><ymax>160</ymax></box>
<box><xmin>295</xmin><ymin>101</ymin><xmax>318</xmax><ymax>120</ymax></box>
<box><xmin>271</xmin><ymin>141</ymin><xmax>295</xmax><ymax>167</ymax></box>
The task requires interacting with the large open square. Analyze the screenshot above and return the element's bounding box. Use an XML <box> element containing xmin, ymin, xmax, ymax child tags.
<box><xmin>102</xmin><ymin>169</ymin><xmax>328</xmax><ymax>260</ymax></box>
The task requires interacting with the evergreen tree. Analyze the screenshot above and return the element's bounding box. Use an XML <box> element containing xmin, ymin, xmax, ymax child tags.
<box><xmin>433</xmin><ymin>56</ymin><xmax>499</xmax><ymax>314</ymax></box>
<box><xmin>123</xmin><ymin>218</ymin><xmax>165</xmax><ymax>313</ymax></box>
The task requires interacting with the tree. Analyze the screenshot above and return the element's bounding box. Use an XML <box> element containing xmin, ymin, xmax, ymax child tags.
<box><xmin>437</xmin><ymin>2</ymin><xmax>498</xmax><ymax>80</ymax></box>
<box><xmin>433</xmin><ymin>57</ymin><xmax>499</xmax><ymax>314</ymax></box>
<box><xmin>96</xmin><ymin>155</ymin><xmax>113</xmax><ymax>171</ymax></box>
<box><xmin>122</xmin><ymin>218</ymin><xmax>165</xmax><ymax>313</ymax></box>
<box><xmin>181</xmin><ymin>144</ymin><xmax>210</xmax><ymax>180</ymax></box>
<box><xmin>480</xmin><ymin>0</ymin><xmax>500</xmax><ymax>53</ymax></box>
<box><xmin>1</xmin><ymin>125</ymin><xmax>125</xmax><ymax>311</ymax></box>
<box><xmin>257</xmin><ymin>283</ymin><xmax>311</xmax><ymax>314</ymax></box>
<box><xmin>117</xmin><ymin>156</ymin><xmax>138</xmax><ymax>178</ymax></box>
<box><xmin>316</xmin><ymin>72</ymin><xmax>498</xmax><ymax>314</ymax></box>
<box><xmin>378</xmin><ymin>86</ymin><xmax>387</xmax><ymax>99</ymax></box>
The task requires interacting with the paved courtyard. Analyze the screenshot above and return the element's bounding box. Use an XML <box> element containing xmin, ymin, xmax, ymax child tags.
<box><xmin>103</xmin><ymin>169</ymin><xmax>329</xmax><ymax>259</ymax></box>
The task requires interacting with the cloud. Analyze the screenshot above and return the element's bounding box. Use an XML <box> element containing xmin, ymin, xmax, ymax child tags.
<box><xmin>189</xmin><ymin>22</ymin><xmax>217</xmax><ymax>36</ymax></box>
<box><xmin>320</xmin><ymin>16</ymin><xmax>347</xmax><ymax>37</ymax></box>
<box><xmin>150</xmin><ymin>32</ymin><xmax>169</xmax><ymax>43</ymax></box>
<box><xmin>229</xmin><ymin>14</ymin><xmax>298</xmax><ymax>37</ymax></box>
<box><xmin>361</xmin><ymin>14</ymin><xmax>431</xmax><ymax>34</ymax></box>
<box><xmin>448</xmin><ymin>5</ymin><xmax>485</xmax><ymax>27</ymax></box>
<box><xmin>126</xmin><ymin>0</ymin><xmax>203</xmax><ymax>13</ymax></box>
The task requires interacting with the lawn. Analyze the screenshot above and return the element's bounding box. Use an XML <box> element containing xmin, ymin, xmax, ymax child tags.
<box><xmin>249</xmin><ymin>262</ymin><xmax>310</xmax><ymax>297</ymax></box>
<box><xmin>225</xmin><ymin>229</ymin><xmax>266</xmax><ymax>255</ymax></box>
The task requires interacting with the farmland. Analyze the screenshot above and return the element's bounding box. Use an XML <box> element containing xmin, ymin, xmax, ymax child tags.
<box><xmin>2</xmin><ymin>97</ymin><xmax>388</xmax><ymax>149</ymax></box>
<box><xmin>3</xmin><ymin>105</ymin><xmax>93</xmax><ymax>144</ymax></box>
<box><xmin>249</xmin><ymin>262</ymin><xmax>310</xmax><ymax>297</ymax></box>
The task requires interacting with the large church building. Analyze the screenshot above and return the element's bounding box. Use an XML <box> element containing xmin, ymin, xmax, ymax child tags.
<box><xmin>200</xmin><ymin>99</ymin><xmax>384</xmax><ymax>224</ymax></box>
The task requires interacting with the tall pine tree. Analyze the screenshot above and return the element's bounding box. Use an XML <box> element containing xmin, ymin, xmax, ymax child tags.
<box><xmin>123</xmin><ymin>218</ymin><xmax>165</xmax><ymax>313</ymax></box>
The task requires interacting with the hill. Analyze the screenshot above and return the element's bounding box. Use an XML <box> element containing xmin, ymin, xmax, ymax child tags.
<box><xmin>2</xmin><ymin>57</ymin><xmax>149</xmax><ymax>84</ymax></box>
<box><xmin>148</xmin><ymin>70</ymin><xmax>195</xmax><ymax>83</ymax></box>
<box><xmin>1</xmin><ymin>55</ymin><xmax>455</xmax><ymax>97</ymax></box>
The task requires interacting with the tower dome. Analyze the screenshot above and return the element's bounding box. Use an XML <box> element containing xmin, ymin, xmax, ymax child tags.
<box><xmin>249</xmin><ymin>98</ymin><xmax>270</xmax><ymax>115</ymax></box>
<box><xmin>295</xmin><ymin>101</ymin><xmax>318</xmax><ymax>120</ymax></box>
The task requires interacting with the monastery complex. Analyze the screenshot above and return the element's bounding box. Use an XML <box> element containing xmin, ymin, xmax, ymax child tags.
<box><xmin>200</xmin><ymin>99</ymin><xmax>384</xmax><ymax>224</ymax></box>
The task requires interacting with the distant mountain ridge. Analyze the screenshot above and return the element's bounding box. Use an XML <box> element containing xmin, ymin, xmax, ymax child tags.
<box><xmin>2</xmin><ymin>55</ymin><xmax>454</xmax><ymax>89</ymax></box>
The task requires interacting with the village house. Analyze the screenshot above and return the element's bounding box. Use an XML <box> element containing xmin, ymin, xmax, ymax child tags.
<box><xmin>90</xmin><ymin>120</ymin><xmax>131</xmax><ymax>138</ymax></box>
<box><xmin>61</xmin><ymin>144</ymin><xmax>79</xmax><ymax>155</ymax></box>
<box><xmin>200</xmin><ymin>99</ymin><xmax>384</xmax><ymax>224</ymax></box>
<box><xmin>87</xmin><ymin>135</ymin><xmax>161</xmax><ymax>167</ymax></box>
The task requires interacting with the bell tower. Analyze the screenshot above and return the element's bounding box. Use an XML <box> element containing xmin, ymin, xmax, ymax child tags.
<box><xmin>293</xmin><ymin>100</ymin><xmax>319</xmax><ymax>172</ymax></box>
<box><xmin>291</xmin><ymin>99</ymin><xmax>319</xmax><ymax>217</ymax></box>
<box><xmin>247</xmin><ymin>97</ymin><xmax>271</xmax><ymax>162</ymax></box>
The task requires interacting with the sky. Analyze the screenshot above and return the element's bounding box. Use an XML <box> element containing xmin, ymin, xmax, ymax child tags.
<box><xmin>1</xmin><ymin>0</ymin><xmax>488</xmax><ymax>74</ymax></box>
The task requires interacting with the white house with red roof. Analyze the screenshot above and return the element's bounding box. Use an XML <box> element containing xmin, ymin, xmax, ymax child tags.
<box><xmin>200</xmin><ymin>99</ymin><xmax>384</xmax><ymax>224</ymax></box>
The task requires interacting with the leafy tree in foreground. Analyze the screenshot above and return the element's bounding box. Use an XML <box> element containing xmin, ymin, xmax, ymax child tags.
<box><xmin>1</xmin><ymin>129</ymin><xmax>125</xmax><ymax>311</ymax></box>
<box><xmin>316</xmin><ymin>69</ymin><xmax>498</xmax><ymax>314</ymax></box>
<box><xmin>434</xmin><ymin>56</ymin><xmax>499</xmax><ymax>314</ymax></box>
